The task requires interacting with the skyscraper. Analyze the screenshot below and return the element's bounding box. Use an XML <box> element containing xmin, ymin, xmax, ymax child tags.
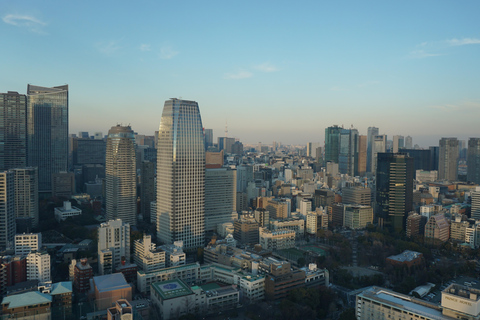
<box><xmin>157</xmin><ymin>99</ymin><xmax>205</xmax><ymax>251</ymax></box>
<box><xmin>405</xmin><ymin>136</ymin><xmax>413</xmax><ymax>149</ymax></box>
<box><xmin>438</xmin><ymin>137</ymin><xmax>459</xmax><ymax>181</ymax></box>
<box><xmin>375</xmin><ymin>153</ymin><xmax>413</xmax><ymax>232</ymax></box>
<box><xmin>106</xmin><ymin>125</ymin><xmax>137</xmax><ymax>226</ymax></box>
<box><xmin>27</xmin><ymin>85</ymin><xmax>68</xmax><ymax>194</ymax></box>
<box><xmin>392</xmin><ymin>135</ymin><xmax>404</xmax><ymax>153</ymax></box>
<box><xmin>13</xmin><ymin>168</ymin><xmax>39</xmax><ymax>229</ymax></box>
<box><xmin>205</xmin><ymin>167</ymin><xmax>236</xmax><ymax>232</ymax></box>
<box><xmin>0</xmin><ymin>171</ymin><xmax>16</xmax><ymax>250</ymax></box>
<box><xmin>357</xmin><ymin>135</ymin><xmax>367</xmax><ymax>176</ymax></box>
<box><xmin>467</xmin><ymin>138</ymin><xmax>480</xmax><ymax>184</ymax></box>
<box><xmin>0</xmin><ymin>91</ymin><xmax>27</xmax><ymax>171</ymax></box>
<box><xmin>338</xmin><ymin>128</ymin><xmax>359</xmax><ymax>176</ymax></box>
<box><xmin>366</xmin><ymin>127</ymin><xmax>379</xmax><ymax>173</ymax></box>
<box><xmin>371</xmin><ymin>134</ymin><xmax>387</xmax><ymax>175</ymax></box>
<box><xmin>204</xmin><ymin>128</ymin><xmax>213</xmax><ymax>151</ymax></box>
<box><xmin>325</xmin><ymin>125</ymin><xmax>342</xmax><ymax>163</ymax></box>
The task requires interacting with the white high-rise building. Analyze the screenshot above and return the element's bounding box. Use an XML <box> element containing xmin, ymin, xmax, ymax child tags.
<box><xmin>0</xmin><ymin>171</ymin><xmax>15</xmax><ymax>250</ymax></box>
<box><xmin>97</xmin><ymin>219</ymin><xmax>130</xmax><ymax>275</ymax></box>
<box><xmin>13</xmin><ymin>168</ymin><xmax>38</xmax><ymax>229</ymax></box>
<box><xmin>106</xmin><ymin>125</ymin><xmax>137</xmax><ymax>226</ymax></box>
<box><xmin>471</xmin><ymin>186</ymin><xmax>480</xmax><ymax>220</ymax></box>
<box><xmin>15</xmin><ymin>233</ymin><xmax>42</xmax><ymax>256</ymax></box>
<box><xmin>27</xmin><ymin>251</ymin><xmax>50</xmax><ymax>283</ymax></box>
<box><xmin>157</xmin><ymin>99</ymin><xmax>205</xmax><ymax>251</ymax></box>
<box><xmin>133</xmin><ymin>234</ymin><xmax>166</xmax><ymax>273</ymax></box>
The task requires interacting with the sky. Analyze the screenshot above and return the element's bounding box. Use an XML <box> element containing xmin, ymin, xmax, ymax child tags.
<box><xmin>1</xmin><ymin>1</ymin><xmax>480</xmax><ymax>147</ymax></box>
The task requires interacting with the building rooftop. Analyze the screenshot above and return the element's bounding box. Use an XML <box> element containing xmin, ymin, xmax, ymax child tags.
<box><xmin>151</xmin><ymin>279</ymin><xmax>193</xmax><ymax>300</ymax></box>
<box><xmin>358</xmin><ymin>287</ymin><xmax>444</xmax><ymax>319</ymax></box>
<box><xmin>93</xmin><ymin>273</ymin><xmax>130</xmax><ymax>293</ymax></box>
<box><xmin>51</xmin><ymin>281</ymin><xmax>73</xmax><ymax>295</ymax></box>
<box><xmin>387</xmin><ymin>250</ymin><xmax>423</xmax><ymax>262</ymax></box>
<box><xmin>1</xmin><ymin>291</ymin><xmax>52</xmax><ymax>309</ymax></box>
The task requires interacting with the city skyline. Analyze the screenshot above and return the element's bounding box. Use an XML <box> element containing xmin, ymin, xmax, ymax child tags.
<box><xmin>1</xmin><ymin>1</ymin><xmax>479</xmax><ymax>146</ymax></box>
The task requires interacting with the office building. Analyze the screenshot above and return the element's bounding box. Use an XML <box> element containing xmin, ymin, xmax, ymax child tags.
<box><xmin>357</xmin><ymin>135</ymin><xmax>367</xmax><ymax>176</ymax></box>
<box><xmin>231</xmin><ymin>141</ymin><xmax>244</xmax><ymax>155</ymax></box>
<box><xmin>52</xmin><ymin>171</ymin><xmax>75</xmax><ymax>198</ymax></box>
<box><xmin>233</xmin><ymin>216</ymin><xmax>259</xmax><ymax>245</ymax></box>
<box><xmin>0</xmin><ymin>91</ymin><xmax>27</xmax><ymax>171</ymax></box>
<box><xmin>0</xmin><ymin>171</ymin><xmax>15</xmax><ymax>250</ymax></box>
<box><xmin>205</xmin><ymin>167</ymin><xmax>237</xmax><ymax>232</ymax></box>
<box><xmin>401</xmin><ymin>149</ymin><xmax>432</xmax><ymax>172</ymax></box>
<box><xmin>71</xmin><ymin>258</ymin><xmax>93</xmax><ymax>293</ymax></box>
<box><xmin>259</xmin><ymin>228</ymin><xmax>295</xmax><ymax>250</ymax></box>
<box><xmin>157</xmin><ymin>99</ymin><xmax>205</xmax><ymax>251</ymax></box>
<box><xmin>339</xmin><ymin>128</ymin><xmax>359</xmax><ymax>176</ymax></box>
<box><xmin>405</xmin><ymin>135</ymin><xmax>413</xmax><ymax>149</ymax></box>
<box><xmin>429</xmin><ymin>146</ymin><xmax>439</xmax><ymax>171</ymax></box>
<box><xmin>392</xmin><ymin>135</ymin><xmax>404</xmax><ymax>153</ymax></box>
<box><xmin>325</xmin><ymin>125</ymin><xmax>342</xmax><ymax>163</ymax></box>
<box><xmin>371</xmin><ymin>134</ymin><xmax>386</xmax><ymax>174</ymax></box>
<box><xmin>27</xmin><ymin>85</ymin><xmax>68</xmax><ymax>194</ymax></box>
<box><xmin>342</xmin><ymin>187</ymin><xmax>371</xmax><ymax>206</ymax></box>
<box><xmin>237</xmin><ymin>165</ymin><xmax>254</xmax><ymax>193</ymax></box>
<box><xmin>72</xmin><ymin>138</ymin><xmax>106</xmax><ymax>166</ymax></box>
<box><xmin>307</xmin><ymin>142</ymin><xmax>322</xmax><ymax>159</ymax></box>
<box><xmin>140</xmin><ymin>161</ymin><xmax>155</xmax><ymax>223</ymax></box>
<box><xmin>366</xmin><ymin>127</ymin><xmax>379</xmax><ymax>173</ymax></box>
<box><xmin>406</xmin><ymin>212</ymin><xmax>426</xmax><ymax>238</ymax></box>
<box><xmin>13</xmin><ymin>168</ymin><xmax>38</xmax><ymax>229</ymax></box>
<box><xmin>439</xmin><ymin>137</ymin><xmax>459</xmax><ymax>181</ymax></box>
<box><xmin>133</xmin><ymin>235</ymin><xmax>166</xmax><ymax>273</ymax></box>
<box><xmin>218</xmin><ymin>137</ymin><xmax>235</xmax><ymax>154</ymax></box>
<box><xmin>97</xmin><ymin>219</ymin><xmax>130</xmax><ymax>275</ymax></box>
<box><xmin>467</xmin><ymin>138</ymin><xmax>480</xmax><ymax>184</ymax></box>
<box><xmin>376</xmin><ymin>153</ymin><xmax>414</xmax><ymax>232</ymax></box>
<box><xmin>15</xmin><ymin>233</ymin><xmax>42</xmax><ymax>256</ymax></box>
<box><xmin>106</xmin><ymin>125</ymin><xmax>137</xmax><ymax>226</ymax></box>
<box><xmin>343</xmin><ymin>205</ymin><xmax>373</xmax><ymax>229</ymax></box>
<box><xmin>204</xmin><ymin>128</ymin><xmax>213</xmax><ymax>150</ymax></box>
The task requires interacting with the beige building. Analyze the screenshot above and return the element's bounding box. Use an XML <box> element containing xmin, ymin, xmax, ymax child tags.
<box><xmin>265</xmin><ymin>198</ymin><xmax>290</xmax><ymax>219</ymax></box>
<box><xmin>133</xmin><ymin>234</ymin><xmax>166</xmax><ymax>272</ymax></box>
<box><xmin>342</xmin><ymin>187</ymin><xmax>371</xmax><ymax>206</ymax></box>
<box><xmin>259</xmin><ymin>228</ymin><xmax>295</xmax><ymax>250</ymax></box>
<box><xmin>343</xmin><ymin>205</ymin><xmax>373</xmax><ymax>229</ymax></box>
<box><xmin>269</xmin><ymin>217</ymin><xmax>304</xmax><ymax>236</ymax></box>
<box><xmin>450</xmin><ymin>215</ymin><xmax>470</xmax><ymax>243</ymax></box>
<box><xmin>93</xmin><ymin>273</ymin><xmax>132</xmax><ymax>310</ymax></box>
<box><xmin>425</xmin><ymin>214</ymin><xmax>450</xmax><ymax>243</ymax></box>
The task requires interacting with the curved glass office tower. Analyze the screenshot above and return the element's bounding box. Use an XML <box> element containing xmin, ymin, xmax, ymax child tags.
<box><xmin>157</xmin><ymin>99</ymin><xmax>205</xmax><ymax>251</ymax></box>
<box><xmin>106</xmin><ymin>125</ymin><xmax>137</xmax><ymax>226</ymax></box>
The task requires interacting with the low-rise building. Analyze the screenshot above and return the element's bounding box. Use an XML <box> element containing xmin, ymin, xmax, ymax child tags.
<box><xmin>259</xmin><ymin>228</ymin><xmax>295</xmax><ymax>250</ymax></box>
<box><xmin>386</xmin><ymin>250</ymin><xmax>424</xmax><ymax>269</ymax></box>
<box><xmin>343</xmin><ymin>205</ymin><xmax>373</xmax><ymax>229</ymax></box>
<box><xmin>159</xmin><ymin>241</ymin><xmax>186</xmax><ymax>267</ymax></box>
<box><xmin>93</xmin><ymin>273</ymin><xmax>132</xmax><ymax>310</ymax></box>
<box><xmin>1</xmin><ymin>291</ymin><xmax>52</xmax><ymax>320</ymax></box>
<box><xmin>239</xmin><ymin>274</ymin><xmax>265</xmax><ymax>302</ymax></box>
<box><xmin>425</xmin><ymin>214</ymin><xmax>450</xmax><ymax>243</ymax></box>
<box><xmin>54</xmin><ymin>201</ymin><xmax>82</xmax><ymax>222</ymax></box>
<box><xmin>134</xmin><ymin>235</ymin><xmax>166</xmax><ymax>272</ymax></box>
<box><xmin>260</xmin><ymin>257</ymin><xmax>305</xmax><ymax>301</ymax></box>
<box><xmin>269</xmin><ymin>217</ymin><xmax>305</xmax><ymax>236</ymax></box>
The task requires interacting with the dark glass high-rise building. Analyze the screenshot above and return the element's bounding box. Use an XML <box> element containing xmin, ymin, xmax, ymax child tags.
<box><xmin>27</xmin><ymin>85</ymin><xmax>68</xmax><ymax>194</ymax></box>
<box><xmin>157</xmin><ymin>99</ymin><xmax>205</xmax><ymax>251</ymax></box>
<box><xmin>325</xmin><ymin>125</ymin><xmax>342</xmax><ymax>163</ymax></box>
<box><xmin>204</xmin><ymin>128</ymin><xmax>213</xmax><ymax>151</ymax></box>
<box><xmin>339</xmin><ymin>128</ymin><xmax>359</xmax><ymax>176</ymax></box>
<box><xmin>366</xmin><ymin>127</ymin><xmax>379</xmax><ymax>173</ymax></box>
<box><xmin>376</xmin><ymin>153</ymin><xmax>413</xmax><ymax>233</ymax></box>
<box><xmin>467</xmin><ymin>138</ymin><xmax>480</xmax><ymax>184</ymax></box>
<box><xmin>0</xmin><ymin>91</ymin><xmax>27</xmax><ymax>170</ymax></box>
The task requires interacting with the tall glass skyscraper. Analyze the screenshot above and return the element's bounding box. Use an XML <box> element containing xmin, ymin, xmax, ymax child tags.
<box><xmin>0</xmin><ymin>91</ymin><xmax>27</xmax><ymax>171</ymax></box>
<box><xmin>325</xmin><ymin>125</ymin><xmax>342</xmax><ymax>163</ymax></box>
<box><xmin>376</xmin><ymin>153</ymin><xmax>413</xmax><ymax>233</ymax></box>
<box><xmin>27</xmin><ymin>85</ymin><xmax>68</xmax><ymax>194</ymax></box>
<box><xmin>157</xmin><ymin>99</ymin><xmax>205</xmax><ymax>251</ymax></box>
<box><xmin>106</xmin><ymin>125</ymin><xmax>137</xmax><ymax>226</ymax></box>
<box><xmin>467</xmin><ymin>138</ymin><xmax>480</xmax><ymax>184</ymax></box>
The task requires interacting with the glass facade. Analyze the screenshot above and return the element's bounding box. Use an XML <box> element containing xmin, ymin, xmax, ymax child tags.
<box><xmin>157</xmin><ymin>99</ymin><xmax>205</xmax><ymax>251</ymax></box>
<box><xmin>468</xmin><ymin>138</ymin><xmax>480</xmax><ymax>184</ymax></box>
<box><xmin>325</xmin><ymin>125</ymin><xmax>342</xmax><ymax>163</ymax></box>
<box><xmin>0</xmin><ymin>92</ymin><xmax>27</xmax><ymax>170</ymax></box>
<box><xmin>106</xmin><ymin>125</ymin><xmax>137</xmax><ymax>226</ymax></box>
<box><xmin>27</xmin><ymin>85</ymin><xmax>68</xmax><ymax>193</ymax></box>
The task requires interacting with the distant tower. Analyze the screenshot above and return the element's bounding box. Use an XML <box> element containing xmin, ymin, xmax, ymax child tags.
<box><xmin>157</xmin><ymin>99</ymin><xmax>205</xmax><ymax>251</ymax></box>
<box><xmin>393</xmin><ymin>135</ymin><xmax>404</xmax><ymax>153</ymax></box>
<box><xmin>325</xmin><ymin>125</ymin><xmax>342</xmax><ymax>163</ymax></box>
<box><xmin>27</xmin><ymin>85</ymin><xmax>68</xmax><ymax>195</ymax></box>
<box><xmin>371</xmin><ymin>134</ymin><xmax>387</xmax><ymax>175</ymax></box>
<box><xmin>0</xmin><ymin>91</ymin><xmax>27</xmax><ymax>171</ymax></box>
<box><xmin>106</xmin><ymin>125</ymin><xmax>137</xmax><ymax>226</ymax></box>
<box><xmin>376</xmin><ymin>153</ymin><xmax>414</xmax><ymax>233</ymax></box>
<box><xmin>405</xmin><ymin>136</ymin><xmax>413</xmax><ymax>149</ymax></box>
<box><xmin>438</xmin><ymin>137</ymin><xmax>459</xmax><ymax>181</ymax></box>
<box><xmin>338</xmin><ymin>129</ymin><xmax>359</xmax><ymax>176</ymax></box>
<box><xmin>204</xmin><ymin>128</ymin><xmax>213</xmax><ymax>151</ymax></box>
<box><xmin>366</xmin><ymin>127</ymin><xmax>379</xmax><ymax>173</ymax></box>
<box><xmin>467</xmin><ymin>138</ymin><xmax>480</xmax><ymax>184</ymax></box>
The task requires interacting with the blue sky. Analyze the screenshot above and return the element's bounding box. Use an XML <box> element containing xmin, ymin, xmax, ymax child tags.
<box><xmin>1</xmin><ymin>1</ymin><xmax>479</xmax><ymax>147</ymax></box>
